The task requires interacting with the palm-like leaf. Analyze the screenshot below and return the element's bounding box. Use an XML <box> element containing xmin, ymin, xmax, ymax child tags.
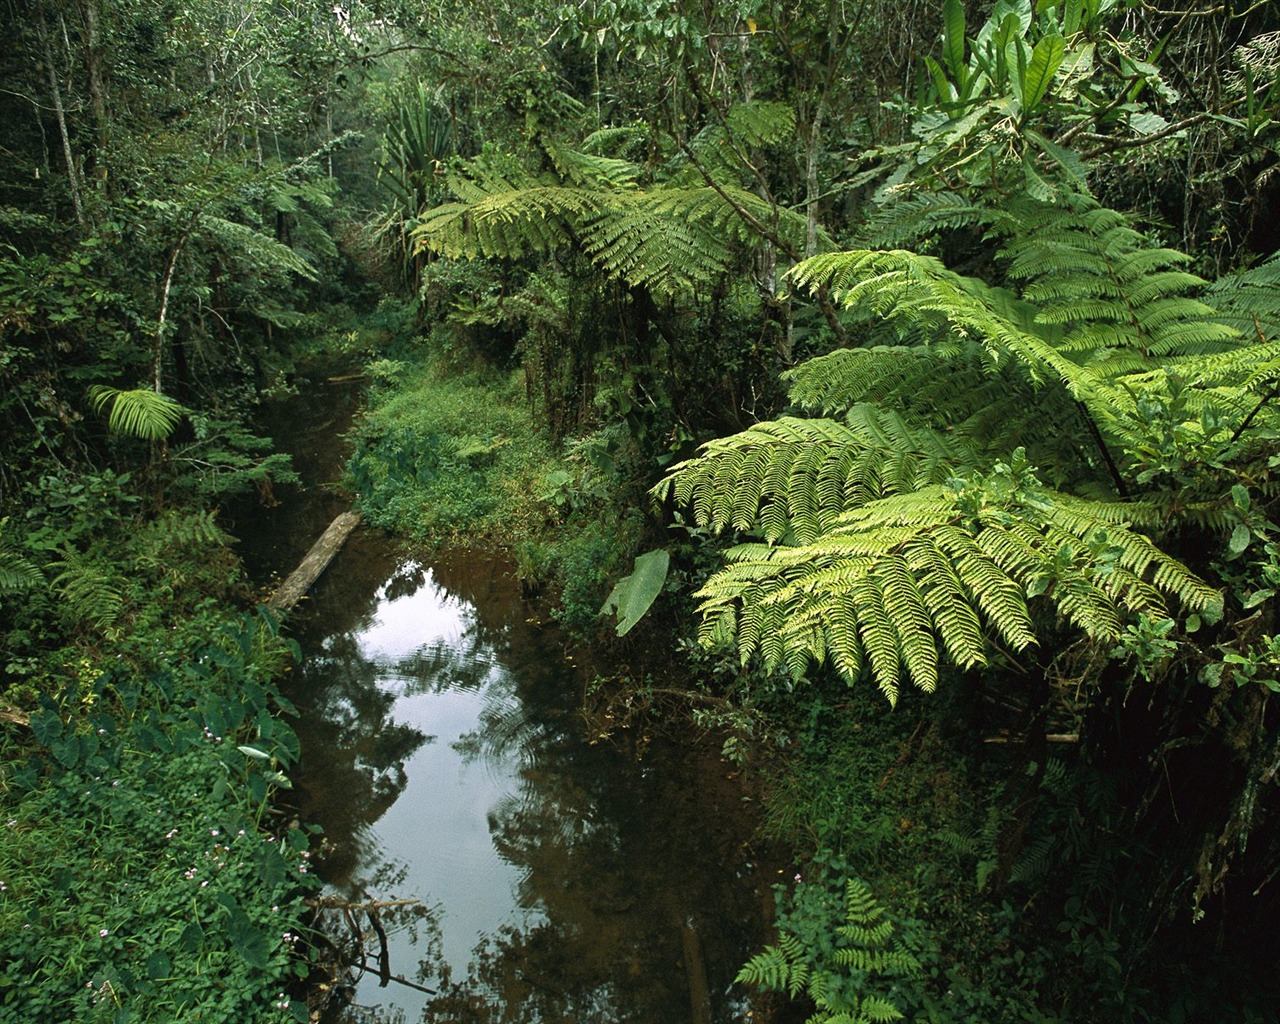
<box><xmin>88</xmin><ymin>386</ymin><xmax>186</xmax><ymax>441</ymax></box>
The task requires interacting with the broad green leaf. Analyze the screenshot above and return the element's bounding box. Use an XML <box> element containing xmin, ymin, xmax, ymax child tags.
<box><xmin>924</xmin><ymin>56</ymin><xmax>957</xmax><ymax>106</ymax></box>
<box><xmin>1243</xmin><ymin>588</ymin><xmax>1274</xmax><ymax>610</ymax></box>
<box><xmin>1228</xmin><ymin>523</ymin><xmax>1252</xmax><ymax>558</ymax></box>
<box><xmin>1063</xmin><ymin>0</ymin><xmax>1084</xmax><ymax>34</ymax></box>
<box><xmin>942</xmin><ymin>0</ymin><xmax>966</xmax><ymax>79</ymax></box>
<box><xmin>1129</xmin><ymin>111</ymin><xmax>1172</xmax><ymax>135</ymax></box>
<box><xmin>1022</xmin><ymin>34</ymin><xmax>1065</xmax><ymax>113</ymax></box>
<box><xmin>600</xmin><ymin>548</ymin><xmax>670</xmax><ymax>636</ymax></box>
<box><xmin>145</xmin><ymin>951</ymin><xmax>171</xmax><ymax>980</ymax></box>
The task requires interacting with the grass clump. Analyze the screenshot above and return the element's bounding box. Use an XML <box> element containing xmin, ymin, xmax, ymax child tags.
<box><xmin>347</xmin><ymin>360</ymin><xmax>553</xmax><ymax>544</ymax></box>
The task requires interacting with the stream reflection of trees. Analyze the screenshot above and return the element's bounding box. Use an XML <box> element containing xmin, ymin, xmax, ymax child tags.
<box><xmin>296</xmin><ymin>553</ymin><xmax>767</xmax><ymax>1024</ymax></box>
<box><xmin>415</xmin><ymin>616</ymin><xmax>760</xmax><ymax>1022</ymax></box>
<box><xmin>287</xmin><ymin>554</ymin><xmax>436</xmax><ymax>886</ymax></box>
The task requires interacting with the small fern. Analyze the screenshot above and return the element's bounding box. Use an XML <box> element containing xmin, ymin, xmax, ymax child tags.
<box><xmin>137</xmin><ymin>509</ymin><xmax>230</xmax><ymax>551</ymax></box>
<box><xmin>736</xmin><ymin>933</ymin><xmax>811</xmax><ymax>998</ymax></box>
<box><xmin>737</xmin><ymin>878</ymin><xmax>920</xmax><ymax>1024</ymax></box>
<box><xmin>48</xmin><ymin>550</ymin><xmax>123</xmax><ymax>632</ymax></box>
<box><xmin>0</xmin><ymin>519</ymin><xmax>43</xmax><ymax>597</ymax></box>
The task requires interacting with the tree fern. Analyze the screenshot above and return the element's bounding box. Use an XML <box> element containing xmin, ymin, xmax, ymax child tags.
<box><xmin>671</xmin><ymin>446</ymin><xmax>1221</xmax><ymax>702</ymax></box>
<box><xmin>412</xmin><ymin>147</ymin><xmax>810</xmax><ymax>298</ymax></box>
<box><xmin>198</xmin><ymin>213</ymin><xmax>319</xmax><ymax>283</ymax></box>
<box><xmin>654</xmin><ymin>194</ymin><xmax>1280</xmax><ymax>697</ymax></box>
<box><xmin>657</xmin><ymin>412</ymin><xmax>973</xmax><ymax>544</ymax></box>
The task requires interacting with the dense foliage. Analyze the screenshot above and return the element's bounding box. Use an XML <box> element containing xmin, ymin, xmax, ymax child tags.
<box><xmin>5</xmin><ymin>0</ymin><xmax>1280</xmax><ymax>1020</ymax></box>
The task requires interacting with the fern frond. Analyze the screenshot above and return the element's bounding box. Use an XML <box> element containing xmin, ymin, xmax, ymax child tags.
<box><xmin>542</xmin><ymin>137</ymin><xmax>640</xmax><ymax>189</ymax></box>
<box><xmin>736</xmin><ymin>936</ymin><xmax>810</xmax><ymax>998</ymax></box>
<box><xmin>855</xmin><ymin>189</ymin><xmax>999</xmax><ymax>248</ymax></box>
<box><xmin>198</xmin><ymin>214</ymin><xmax>318</xmax><ymax>282</ymax></box>
<box><xmin>725</xmin><ymin>100</ymin><xmax>798</xmax><ymax>148</ymax></box>
<box><xmin>1206</xmin><ymin>253</ymin><xmax>1280</xmax><ymax>341</ymax></box>
<box><xmin>137</xmin><ymin>510</ymin><xmax>231</xmax><ymax>554</ymax></box>
<box><xmin>580</xmin><ymin>125</ymin><xmax>649</xmax><ymax>159</ymax></box>
<box><xmin>684</xmin><ymin>101</ymin><xmax>798</xmax><ymax>180</ymax></box>
<box><xmin>0</xmin><ymin>549</ymin><xmax>44</xmax><ymax>596</ymax></box>
<box><xmin>415</xmin><ymin>151</ymin><xmax>810</xmax><ymax>297</ymax></box>
<box><xmin>657</xmin><ymin>413</ymin><xmax>970</xmax><ymax>544</ymax></box>
<box><xmin>690</xmin><ymin>466</ymin><xmax>1213</xmax><ymax>698</ymax></box>
<box><xmin>49</xmin><ymin>552</ymin><xmax>122</xmax><ymax>632</ymax></box>
<box><xmin>738</xmin><ymin>876</ymin><xmax>916</xmax><ymax>1024</ymax></box>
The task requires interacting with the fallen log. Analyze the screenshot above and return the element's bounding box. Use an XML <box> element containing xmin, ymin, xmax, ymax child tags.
<box><xmin>305</xmin><ymin>896</ymin><xmax>422</xmax><ymax>912</ymax></box>
<box><xmin>267</xmin><ymin>510</ymin><xmax>361</xmax><ymax>612</ymax></box>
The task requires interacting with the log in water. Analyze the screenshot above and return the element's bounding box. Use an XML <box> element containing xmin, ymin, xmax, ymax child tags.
<box><xmin>267</xmin><ymin>510</ymin><xmax>362</xmax><ymax>611</ymax></box>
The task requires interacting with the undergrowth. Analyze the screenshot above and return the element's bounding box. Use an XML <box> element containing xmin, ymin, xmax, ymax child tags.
<box><xmin>0</xmin><ymin>608</ymin><xmax>316</xmax><ymax>1023</ymax></box>
<box><xmin>1</xmin><ymin>447</ymin><xmax>319</xmax><ymax>1023</ymax></box>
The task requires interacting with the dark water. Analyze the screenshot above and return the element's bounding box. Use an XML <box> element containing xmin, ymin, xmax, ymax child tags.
<box><xmin>234</xmin><ymin>387</ymin><xmax>779</xmax><ymax>1023</ymax></box>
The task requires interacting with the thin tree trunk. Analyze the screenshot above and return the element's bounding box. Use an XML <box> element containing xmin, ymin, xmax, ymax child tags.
<box><xmin>80</xmin><ymin>0</ymin><xmax>108</xmax><ymax>179</ymax></box>
<box><xmin>153</xmin><ymin>242</ymin><xmax>184</xmax><ymax>393</ymax></box>
<box><xmin>39</xmin><ymin>9</ymin><xmax>84</xmax><ymax>225</ymax></box>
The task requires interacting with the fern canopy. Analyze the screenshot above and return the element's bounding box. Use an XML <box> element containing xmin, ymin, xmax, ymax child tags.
<box><xmin>411</xmin><ymin>143</ymin><xmax>810</xmax><ymax>298</ymax></box>
<box><xmin>660</xmin><ymin>196</ymin><xmax>1254</xmax><ymax>702</ymax></box>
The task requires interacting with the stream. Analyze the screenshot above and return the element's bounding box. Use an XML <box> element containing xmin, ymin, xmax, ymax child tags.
<box><xmin>232</xmin><ymin>384</ymin><xmax>780</xmax><ymax>1024</ymax></box>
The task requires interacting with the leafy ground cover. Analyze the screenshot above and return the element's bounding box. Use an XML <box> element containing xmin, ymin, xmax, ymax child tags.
<box><xmin>0</xmin><ymin>608</ymin><xmax>316</xmax><ymax>1023</ymax></box>
<box><xmin>1</xmin><ymin>461</ymin><xmax>321</xmax><ymax>1023</ymax></box>
<box><xmin>0</xmin><ymin>604</ymin><xmax>317</xmax><ymax>1018</ymax></box>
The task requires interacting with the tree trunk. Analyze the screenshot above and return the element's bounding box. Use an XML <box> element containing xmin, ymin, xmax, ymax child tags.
<box><xmin>39</xmin><ymin>8</ymin><xmax>84</xmax><ymax>225</ymax></box>
<box><xmin>79</xmin><ymin>0</ymin><xmax>108</xmax><ymax>183</ymax></box>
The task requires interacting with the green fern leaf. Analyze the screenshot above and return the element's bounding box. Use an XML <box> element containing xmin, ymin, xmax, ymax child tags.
<box><xmin>49</xmin><ymin>552</ymin><xmax>122</xmax><ymax>632</ymax></box>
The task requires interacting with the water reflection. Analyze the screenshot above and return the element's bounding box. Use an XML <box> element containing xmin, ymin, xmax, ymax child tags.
<box><xmin>286</xmin><ymin>542</ymin><xmax>770</xmax><ymax>1024</ymax></box>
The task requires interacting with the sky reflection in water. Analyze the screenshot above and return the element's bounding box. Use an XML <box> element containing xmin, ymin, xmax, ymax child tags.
<box><xmin>286</xmin><ymin>548</ymin><xmax>769</xmax><ymax>1024</ymax></box>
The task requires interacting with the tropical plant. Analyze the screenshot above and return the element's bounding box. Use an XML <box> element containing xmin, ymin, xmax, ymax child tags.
<box><xmin>656</xmin><ymin>191</ymin><xmax>1279</xmax><ymax>702</ymax></box>
<box><xmin>411</xmin><ymin>117</ymin><xmax>811</xmax><ymax>301</ymax></box>
<box><xmin>88</xmin><ymin>386</ymin><xmax>186</xmax><ymax>442</ymax></box>
<box><xmin>737</xmin><ymin>876</ymin><xmax>921</xmax><ymax>1023</ymax></box>
<box><xmin>376</xmin><ymin>80</ymin><xmax>454</xmax><ymax>286</ymax></box>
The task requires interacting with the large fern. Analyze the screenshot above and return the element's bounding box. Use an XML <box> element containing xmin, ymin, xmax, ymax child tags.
<box><xmin>412</xmin><ymin>142</ymin><xmax>811</xmax><ymax>298</ymax></box>
<box><xmin>659</xmin><ymin>196</ymin><xmax>1268</xmax><ymax>700</ymax></box>
<box><xmin>687</xmin><ymin>451</ymin><xmax>1219</xmax><ymax>703</ymax></box>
